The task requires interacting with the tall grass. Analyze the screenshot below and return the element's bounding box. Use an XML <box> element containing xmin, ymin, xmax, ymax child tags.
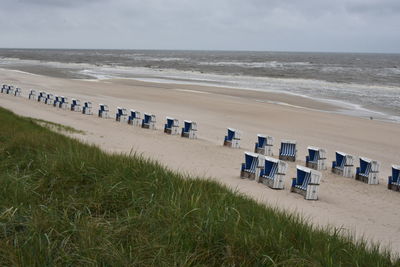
<box><xmin>0</xmin><ymin>107</ymin><xmax>397</xmax><ymax>266</ymax></box>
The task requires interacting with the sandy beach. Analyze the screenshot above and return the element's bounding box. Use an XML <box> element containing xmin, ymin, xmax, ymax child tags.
<box><xmin>1</xmin><ymin>68</ymin><xmax>400</xmax><ymax>255</ymax></box>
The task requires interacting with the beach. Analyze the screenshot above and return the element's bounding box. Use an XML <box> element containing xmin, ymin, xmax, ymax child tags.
<box><xmin>1</xmin><ymin>68</ymin><xmax>400</xmax><ymax>255</ymax></box>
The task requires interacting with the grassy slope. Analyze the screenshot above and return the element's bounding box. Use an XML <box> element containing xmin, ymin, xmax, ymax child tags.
<box><xmin>0</xmin><ymin>107</ymin><xmax>397</xmax><ymax>266</ymax></box>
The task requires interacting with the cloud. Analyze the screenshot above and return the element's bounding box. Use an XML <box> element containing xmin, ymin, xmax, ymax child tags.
<box><xmin>0</xmin><ymin>0</ymin><xmax>399</xmax><ymax>52</ymax></box>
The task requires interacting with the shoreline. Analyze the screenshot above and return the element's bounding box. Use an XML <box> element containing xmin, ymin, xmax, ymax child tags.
<box><xmin>1</xmin><ymin>68</ymin><xmax>400</xmax><ymax>255</ymax></box>
<box><xmin>0</xmin><ymin>63</ymin><xmax>399</xmax><ymax>123</ymax></box>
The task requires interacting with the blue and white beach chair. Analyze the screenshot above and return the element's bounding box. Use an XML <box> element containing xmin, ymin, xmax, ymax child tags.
<box><xmin>98</xmin><ymin>104</ymin><xmax>109</xmax><ymax>118</ymax></box>
<box><xmin>291</xmin><ymin>165</ymin><xmax>321</xmax><ymax>200</ymax></box>
<box><xmin>38</xmin><ymin>91</ymin><xmax>47</xmax><ymax>103</ymax></box>
<box><xmin>128</xmin><ymin>110</ymin><xmax>141</xmax><ymax>126</ymax></box>
<box><xmin>6</xmin><ymin>86</ymin><xmax>14</xmax><ymax>95</ymax></box>
<box><xmin>306</xmin><ymin>146</ymin><xmax>327</xmax><ymax>170</ymax></box>
<box><xmin>59</xmin><ymin>96</ymin><xmax>68</xmax><ymax>109</ymax></box>
<box><xmin>164</xmin><ymin>117</ymin><xmax>179</xmax><ymax>135</ymax></box>
<box><xmin>254</xmin><ymin>134</ymin><xmax>274</xmax><ymax>156</ymax></box>
<box><xmin>115</xmin><ymin>107</ymin><xmax>128</xmax><ymax>122</ymax></box>
<box><xmin>1</xmin><ymin>84</ymin><xmax>7</xmax><ymax>93</ymax></box>
<box><xmin>71</xmin><ymin>99</ymin><xmax>82</xmax><ymax>112</ymax></box>
<box><xmin>82</xmin><ymin>101</ymin><xmax>93</xmax><ymax>115</ymax></box>
<box><xmin>388</xmin><ymin>165</ymin><xmax>400</xmax><ymax>191</ymax></box>
<box><xmin>28</xmin><ymin>89</ymin><xmax>37</xmax><ymax>100</ymax></box>
<box><xmin>223</xmin><ymin>128</ymin><xmax>241</xmax><ymax>148</ymax></box>
<box><xmin>355</xmin><ymin>157</ymin><xmax>380</xmax><ymax>184</ymax></box>
<box><xmin>279</xmin><ymin>140</ymin><xmax>297</xmax><ymax>161</ymax></box>
<box><xmin>259</xmin><ymin>156</ymin><xmax>288</xmax><ymax>189</ymax></box>
<box><xmin>53</xmin><ymin>96</ymin><xmax>61</xmax><ymax>107</ymax></box>
<box><xmin>142</xmin><ymin>113</ymin><xmax>156</xmax><ymax>129</ymax></box>
<box><xmin>181</xmin><ymin>120</ymin><xmax>197</xmax><ymax>139</ymax></box>
<box><xmin>240</xmin><ymin>152</ymin><xmax>264</xmax><ymax>180</ymax></box>
<box><xmin>331</xmin><ymin>151</ymin><xmax>354</xmax><ymax>178</ymax></box>
<box><xmin>45</xmin><ymin>94</ymin><xmax>54</xmax><ymax>105</ymax></box>
<box><xmin>14</xmin><ymin>88</ymin><xmax>22</xmax><ymax>97</ymax></box>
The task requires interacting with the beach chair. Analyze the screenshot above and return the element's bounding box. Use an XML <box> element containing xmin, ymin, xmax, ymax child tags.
<box><xmin>306</xmin><ymin>146</ymin><xmax>327</xmax><ymax>170</ymax></box>
<box><xmin>59</xmin><ymin>96</ymin><xmax>69</xmax><ymax>109</ymax></box>
<box><xmin>38</xmin><ymin>92</ymin><xmax>47</xmax><ymax>103</ymax></box>
<box><xmin>45</xmin><ymin>94</ymin><xmax>54</xmax><ymax>105</ymax></box>
<box><xmin>279</xmin><ymin>140</ymin><xmax>297</xmax><ymax>161</ymax></box>
<box><xmin>14</xmin><ymin>88</ymin><xmax>22</xmax><ymax>97</ymax></box>
<box><xmin>254</xmin><ymin>134</ymin><xmax>274</xmax><ymax>156</ymax></box>
<box><xmin>98</xmin><ymin>104</ymin><xmax>109</xmax><ymax>118</ymax></box>
<box><xmin>388</xmin><ymin>165</ymin><xmax>400</xmax><ymax>191</ymax></box>
<box><xmin>259</xmin><ymin>156</ymin><xmax>288</xmax><ymax>189</ymax></box>
<box><xmin>164</xmin><ymin>117</ymin><xmax>179</xmax><ymax>135</ymax></box>
<box><xmin>82</xmin><ymin>101</ymin><xmax>93</xmax><ymax>115</ymax></box>
<box><xmin>240</xmin><ymin>152</ymin><xmax>264</xmax><ymax>180</ymax></box>
<box><xmin>128</xmin><ymin>110</ymin><xmax>141</xmax><ymax>126</ymax></box>
<box><xmin>71</xmin><ymin>99</ymin><xmax>82</xmax><ymax>112</ymax></box>
<box><xmin>331</xmin><ymin>151</ymin><xmax>354</xmax><ymax>178</ymax></box>
<box><xmin>142</xmin><ymin>113</ymin><xmax>156</xmax><ymax>129</ymax></box>
<box><xmin>181</xmin><ymin>120</ymin><xmax>197</xmax><ymax>139</ymax></box>
<box><xmin>223</xmin><ymin>128</ymin><xmax>241</xmax><ymax>148</ymax></box>
<box><xmin>1</xmin><ymin>84</ymin><xmax>7</xmax><ymax>93</ymax></box>
<box><xmin>53</xmin><ymin>96</ymin><xmax>60</xmax><ymax>107</ymax></box>
<box><xmin>6</xmin><ymin>86</ymin><xmax>15</xmax><ymax>95</ymax></box>
<box><xmin>115</xmin><ymin>107</ymin><xmax>128</xmax><ymax>122</ymax></box>
<box><xmin>355</xmin><ymin>157</ymin><xmax>380</xmax><ymax>184</ymax></box>
<box><xmin>291</xmin><ymin>165</ymin><xmax>321</xmax><ymax>200</ymax></box>
<box><xmin>28</xmin><ymin>89</ymin><xmax>37</xmax><ymax>100</ymax></box>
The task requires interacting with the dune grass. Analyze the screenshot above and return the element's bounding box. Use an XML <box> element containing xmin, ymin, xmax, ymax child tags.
<box><xmin>0</xmin><ymin>107</ymin><xmax>398</xmax><ymax>266</ymax></box>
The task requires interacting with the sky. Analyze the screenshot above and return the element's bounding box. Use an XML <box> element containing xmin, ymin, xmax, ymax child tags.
<box><xmin>0</xmin><ymin>0</ymin><xmax>399</xmax><ymax>53</ymax></box>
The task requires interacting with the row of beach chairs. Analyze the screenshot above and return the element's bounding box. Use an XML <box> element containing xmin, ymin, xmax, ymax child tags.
<box><xmin>240</xmin><ymin>142</ymin><xmax>398</xmax><ymax>199</ymax></box>
<box><xmin>1</xmin><ymin>84</ymin><xmax>22</xmax><ymax>96</ymax></box>
<box><xmin>2</xmin><ymin>84</ymin><xmax>399</xmax><ymax>196</ymax></box>
<box><xmin>25</xmin><ymin>89</ymin><xmax>198</xmax><ymax>139</ymax></box>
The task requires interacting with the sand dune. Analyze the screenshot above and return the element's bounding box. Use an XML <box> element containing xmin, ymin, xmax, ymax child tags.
<box><xmin>1</xmin><ymin>68</ymin><xmax>400</xmax><ymax>255</ymax></box>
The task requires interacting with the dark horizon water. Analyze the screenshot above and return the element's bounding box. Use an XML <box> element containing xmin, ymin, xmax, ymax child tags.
<box><xmin>0</xmin><ymin>48</ymin><xmax>399</xmax><ymax>122</ymax></box>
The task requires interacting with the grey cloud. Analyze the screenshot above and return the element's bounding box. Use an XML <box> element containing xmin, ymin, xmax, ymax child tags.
<box><xmin>0</xmin><ymin>0</ymin><xmax>399</xmax><ymax>52</ymax></box>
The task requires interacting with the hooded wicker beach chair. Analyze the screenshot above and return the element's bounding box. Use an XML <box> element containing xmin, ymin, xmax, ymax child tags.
<box><xmin>240</xmin><ymin>152</ymin><xmax>264</xmax><ymax>180</ymax></box>
<box><xmin>128</xmin><ymin>110</ymin><xmax>141</xmax><ymax>126</ymax></box>
<box><xmin>28</xmin><ymin>89</ymin><xmax>37</xmax><ymax>100</ymax></box>
<box><xmin>164</xmin><ymin>117</ymin><xmax>179</xmax><ymax>135</ymax></box>
<box><xmin>223</xmin><ymin>128</ymin><xmax>241</xmax><ymax>148</ymax></box>
<box><xmin>1</xmin><ymin>84</ymin><xmax>7</xmax><ymax>93</ymax></box>
<box><xmin>6</xmin><ymin>86</ymin><xmax>14</xmax><ymax>95</ymax></box>
<box><xmin>181</xmin><ymin>120</ymin><xmax>197</xmax><ymax>139</ymax></box>
<box><xmin>331</xmin><ymin>151</ymin><xmax>354</xmax><ymax>178</ymax></box>
<box><xmin>98</xmin><ymin>104</ymin><xmax>110</xmax><ymax>118</ymax></box>
<box><xmin>45</xmin><ymin>94</ymin><xmax>54</xmax><ymax>105</ymax></box>
<box><xmin>82</xmin><ymin>101</ymin><xmax>93</xmax><ymax>115</ymax></box>
<box><xmin>142</xmin><ymin>113</ymin><xmax>156</xmax><ymax>129</ymax></box>
<box><xmin>259</xmin><ymin>156</ymin><xmax>288</xmax><ymax>189</ymax></box>
<box><xmin>115</xmin><ymin>107</ymin><xmax>128</xmax><ymax>122</ymax></box>
<box><xmin>14</xmin><ymin>88</ymin><xmax>22</xmax><ymax>97</ymax></box>
<box><xmin>388</xmin><ymin>165</ymin><xmax>400</xmax><ymax>191</ymax></box>
<box><xmin>306</xmin><ymin>146</ymin><xmax>327</xmax><ymax>170</ymax></box>
<box><xmin>279</xmin><ymin>140</ymin><xmax>297</xmax><ymax>161</ymax></box>
<box><xmin>291</xmin><ymin>165</ymin><xmax>321</xmax><ymax>200</ymax></box>
<box><xmin>59</xmin><ymin>96</ymin><xmax>68</xmax><ymax>109</ymax></box>
<box><xmin>71</xmin><ymin>99</ymin><xmax>82</xmax><ymax>112</ymax></box>
<box><xmin>254</xmin><ymin>134</ymin><xmax>274</xmax><ymax>156</ymax></box>
<box><xmin>355</xmin><ymin>157</ymin><xmax>380</xmax><ymax>184</ymax></box>
<box><xmin>38</xmin><ymin>91</ymin><xmax>47</xmax><ymax>103</ymax></box>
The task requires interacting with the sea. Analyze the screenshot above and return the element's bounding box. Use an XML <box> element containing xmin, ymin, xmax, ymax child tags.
<box><xmin>0</xmin><ymin>49</ymin><xmax>399</xmax><ymax>122</ymax></box>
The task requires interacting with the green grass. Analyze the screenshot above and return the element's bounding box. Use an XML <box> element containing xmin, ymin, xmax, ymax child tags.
<box><xmin>0</xmin><ymin>107</ymin><xmax>398</xmax><ymax>266</ymax></box>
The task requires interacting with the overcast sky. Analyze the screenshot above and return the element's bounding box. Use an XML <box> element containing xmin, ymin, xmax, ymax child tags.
<box><xmin>0</xmin><ymin>0</ymin><xmax>399</xmax><ymax>53</ymax></box>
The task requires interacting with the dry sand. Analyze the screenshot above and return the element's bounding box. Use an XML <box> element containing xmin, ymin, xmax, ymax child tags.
<box><xmin>1</xmin><ymin>68</ymin><xmax>400</xmax><ymax>255</ymax></box>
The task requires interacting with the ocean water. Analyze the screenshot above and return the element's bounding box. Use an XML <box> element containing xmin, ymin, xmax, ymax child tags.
<box><xmin>0</xmin><ymin>49</ymin><xmax>399</xmax><ymax>122</ymax></box>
